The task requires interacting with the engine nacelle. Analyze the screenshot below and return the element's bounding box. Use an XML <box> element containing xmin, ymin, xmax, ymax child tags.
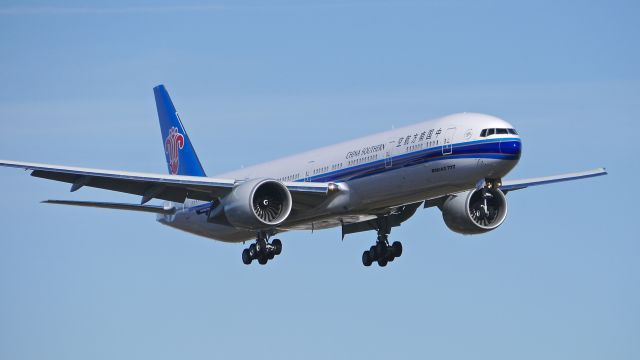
<box><xmin>441</xmin><ymin>188</ymin><xmax>508</xmax><ymax>235</ymax></box>
<box><xmin>223</xmin><ymin>178</ymin><xmax>293</xmax><ymax>230</ymax></box>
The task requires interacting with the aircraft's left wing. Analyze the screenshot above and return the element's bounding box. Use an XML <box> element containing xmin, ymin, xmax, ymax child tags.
<box><xmin>422</xmin><ymin>167</ymin><xmax>607</xmax><ymax>209</ymax></box>
<box><xmin>500</xmin><ymin>167</ymin><xmax>607</xmax><ymax>192</ymax></box>
<box><xmin>0</xmin><ymin>160</ymin><xmax>332</xmax><ymax>204</ymax></box>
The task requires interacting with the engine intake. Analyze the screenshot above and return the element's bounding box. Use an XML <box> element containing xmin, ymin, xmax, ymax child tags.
<box><xmin>223</xmin><ymin>179</ymin><xmax>293</xmax><ymax>230</ymax></box>
<box><xmin>441</xmin><ymin>188</ymin><xmax>508</xmax><ymax>235</ymax></box>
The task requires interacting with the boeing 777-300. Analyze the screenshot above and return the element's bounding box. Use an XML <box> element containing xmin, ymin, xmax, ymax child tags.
<box><xmin>0</xmin><ymin>85</ymin><xmax>607</xmax><ymax>267</ymax></box>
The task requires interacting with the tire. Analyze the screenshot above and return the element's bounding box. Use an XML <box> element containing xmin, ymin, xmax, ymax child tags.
<box><xmin>362</xmin><ymin>251</ymin><xmax>372</xmax><ymax>266</ymax></box>
<box><xmin>376</xmin><ymin>242</ymin><xmax>386</xmax><ymax>258</ymax></box>
<box><xmin>258</xmin><ymin>255</ymin><xmax>268</xmax><ymax>265</ymax></box>
<box><xmin>268</xmin><ymin>251</ymin><xmax>275</xmax><ymax>260</ymax></box>
<box><xmin>369</xmin><ymin>246</ymin><xmax>377</xmax><ymax>260</ymax></box>
<box><xmin>249</xmin><ymin>243</ymin><xmax>257</xmax><ymax>257</ymax></box>
<box><xmin>242</xmin><ymin>249</ymin><xmax>252</xmax><ymax>265</ymax></box>
<box><xmin>257</xmin><ymin>239</ymin><xmax>268</xmax><ymax>255</ymax></box>
<box><xmin>392</xmin><ymin>241</ymin><xmax>403</xmax><ymax>257</ymax></box>
<box><xmin>272</xmin><ymin>239</ymin><xmax>283</xmax><ymax>255</ymax></box>
<box><xmin>377</xmin><ymin>258</ymin><xmax>388</xmax><ymax>267</ymax></box>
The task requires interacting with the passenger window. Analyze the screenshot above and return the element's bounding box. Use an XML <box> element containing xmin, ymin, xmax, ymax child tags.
<box><xmin>496</xmin><ymin>128</ymin><xmax>508</xmax><ymax>135</ymax></box>
<box><xmin>487</xmin><ymin>128</ymin><xmax>495</xmax><ymax>136</ymax></box>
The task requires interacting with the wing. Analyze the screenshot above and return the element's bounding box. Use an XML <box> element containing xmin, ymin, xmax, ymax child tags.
<box><xmin>423</xmin><ymin>167</ymin><xmax>607</xmax><ymax>209</ymax></box>
<box><xmin>500</xmin><ymin>167</ymin><xmax>607</xmax><ymax>192</ymax></box>
<box><xmin>42</xmin><ymin>200</ymin><xmax>177</xmax><ymax>215</ymax></box>
<box><xmin>0</xmin><ymin>160</ymin><xmax>332</xmax><ymax>205</ymax></box>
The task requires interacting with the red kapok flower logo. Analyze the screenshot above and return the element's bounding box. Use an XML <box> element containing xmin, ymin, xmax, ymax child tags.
<box><xmin>165</xmin><ymin>127</ymin><xmax>185</xmax><ymax>175</ymax></box>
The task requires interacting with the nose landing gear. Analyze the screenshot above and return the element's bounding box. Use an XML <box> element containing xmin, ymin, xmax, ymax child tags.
<box><xmin>242</xmin><ymin>234</ymin><xmax>282</xmax><ymax>265</ymax></box>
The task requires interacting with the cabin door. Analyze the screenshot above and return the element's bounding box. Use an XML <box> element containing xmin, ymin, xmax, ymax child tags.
<box><xmin>385</xmin><ymin>140</ymin><xmax>395</xmax><ymax>168</ymax></box>
<box><xmin>304</xmin><ymin>160</ymin><xmax>315</xmax><ymax>182</ymax></box>
<box><xmin>442</xmin><ymin>127</ymin><xmax>456</xmax><ymax>155</ymax></box>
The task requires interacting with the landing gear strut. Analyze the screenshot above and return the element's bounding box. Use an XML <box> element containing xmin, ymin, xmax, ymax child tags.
<box><xmin>242</xmin><ymin>233</ymin><xmax>282</xmax><ymax>265</ymax></box>
<box><xmin>361</xmin><ymin>218</ymin><xmax>403</xmax><ymax>267</ymax></box>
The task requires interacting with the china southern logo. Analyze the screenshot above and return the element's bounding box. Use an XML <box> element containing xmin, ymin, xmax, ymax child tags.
<box><xmin>165</xmin><ymin>126</ymin><xmax>185</xmax><ymax>175</ymax></box>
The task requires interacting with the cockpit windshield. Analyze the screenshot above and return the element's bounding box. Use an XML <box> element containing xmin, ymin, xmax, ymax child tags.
<box><xmin>480</xmin><ymin>128</ymin><xmax>518</xmax><ymax>137</ymax></box>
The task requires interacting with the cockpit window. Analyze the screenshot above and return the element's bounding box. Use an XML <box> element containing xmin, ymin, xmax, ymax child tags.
<box><xmin>480</xmin><ymin>128</ymin><xmax>518</xmax><ymax>137</ymax></box>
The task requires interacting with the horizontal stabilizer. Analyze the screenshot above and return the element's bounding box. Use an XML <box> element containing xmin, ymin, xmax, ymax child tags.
<box><xmin>43</xmin><ymin>200</ymin><xmax>176</xmax><ymax>215</ymax></box>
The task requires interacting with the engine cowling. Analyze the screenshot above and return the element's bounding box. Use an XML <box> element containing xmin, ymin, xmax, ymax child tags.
<box><xmin>223</xmin><ymin>178</ymin><xmax>293</xmax><ymax>230</ymax></box>
<box><xmin>441</xmin><ymin>188</ymin><xmax>508</xmax><ymax>235</ymax></box>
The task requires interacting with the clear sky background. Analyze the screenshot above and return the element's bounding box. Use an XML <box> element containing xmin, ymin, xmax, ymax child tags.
<box><xmin>0</xmin><ymin>1</ymin><xmax>638</xmax><ymax>359</ymax></box>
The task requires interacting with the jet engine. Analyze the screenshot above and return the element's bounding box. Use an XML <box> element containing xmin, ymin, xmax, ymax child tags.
<box><xmin>440</xmin><ymin>188</ymin><xmax>508</xmax><ymax>235</ymax></box>
<box><xmin>222</xmin><ymin>178</ymin><xmax>293</xmax><ymax>230</ymax></box>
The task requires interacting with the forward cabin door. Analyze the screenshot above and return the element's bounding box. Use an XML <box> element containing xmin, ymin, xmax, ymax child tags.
<box><xmin>385</xmin><ymin>139</ymin><xmax>395</xmax><ymax>168</ymax></box>
<box><xmin>442</xmin><ymin>127</ymin><xmax>456</xmax><ymax>155</ymax></box>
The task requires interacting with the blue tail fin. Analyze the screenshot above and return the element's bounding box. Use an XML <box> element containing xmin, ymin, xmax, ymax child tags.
<box><xmin>154</xmin><ymin>85</ymin><xmax>207</xmax><ymax>177</ymax></box>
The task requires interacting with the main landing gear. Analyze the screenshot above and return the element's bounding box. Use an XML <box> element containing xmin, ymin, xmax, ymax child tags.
<box><xmin>242</xmin><ymin>234</ymin><xmax>282</xmax><ymax>265</ymax></box>
<box><xmin>361</xmin><ymin>219</ymin><xmax>403</xmax><ymax>267</ymax></box>
<box><xmin>362</xmin><ymin>234</ymin><xmax>403</xmax><ymax>267</ymax></box>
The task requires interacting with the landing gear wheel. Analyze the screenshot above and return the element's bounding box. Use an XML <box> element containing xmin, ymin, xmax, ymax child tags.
<box><xmin>268</xmin><ymin>251</ymin><xmax>275</xmax><ymax>260</ymax></box>
<box><xmin>258</xmin><ymin>255</ymin><xmax>268</xmax><ymax>265</ymax></box>
<box><xmin>376</xmin><ymin>242</ymin><xmax>386</xmax><ymax>258</ymax></box>
<box><xmin>377</xmin><ymin>258</ymin><xmax>388</xmax><ymax>267</ymax></box>
<box><xmin>272</xmin><ymin>239</ymin><xmax>282</xmax><ymax>255</ymax></box>
<box><xmin>362</xmin><ymin>251</ymin><xmax>372</xmax><ymax>266</ymax></box>
<box><xmin>369</xmin><ymin>246</ymin><xmax>377</xmax><ymax>260</ymax></box>
<box><xmin>249</xmin><ymin>243</ymin><xmax>257</xmax><ymax>256</ymax></box>
<box><xmin>257</xmin><ymin>239</ymin><xmax>268</xmax><ymax>256</ymax></box>
<box><xmin>392</xmin><ymin>241</ymin><xmax>403</xmax><ymax>257</ymax></box>
<box><xmin>387</xmin><ymin>251</ymin><xmax>395</xmax><ymax>262</ymax></box>
<box><xmin>242</xmin><ymin>249</ymin><xmax>252</xmax><ymax>265</ymax></box>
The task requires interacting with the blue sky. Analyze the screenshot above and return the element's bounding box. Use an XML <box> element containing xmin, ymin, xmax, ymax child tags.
<box><xmin>0</xmin><ymin>1</ymin><xmax>638</xmax><ymax>359</ymax></box>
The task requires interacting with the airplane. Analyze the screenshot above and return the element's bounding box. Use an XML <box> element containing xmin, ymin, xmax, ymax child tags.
<box><xmin>0</xmin><ymin>85</ymin><xmax>607</xmax><ymax>267</ymax></box>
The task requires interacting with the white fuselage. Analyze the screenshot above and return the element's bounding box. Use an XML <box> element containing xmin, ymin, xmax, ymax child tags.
<box><xmin>158</xmin><ymin>113</ymin><xmax>522</xmax><ymax>242</ymax></box>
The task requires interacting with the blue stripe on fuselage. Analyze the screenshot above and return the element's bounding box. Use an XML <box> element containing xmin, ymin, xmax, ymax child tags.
<box><xmin>305</xmin><ymin>138</ymin><xmax>521</xmax><ymax>182</ymax></box>
<box><xmin>183</xmin><ymin>138</ymin><xmax>521</xmax><ymax>212</ymax></box>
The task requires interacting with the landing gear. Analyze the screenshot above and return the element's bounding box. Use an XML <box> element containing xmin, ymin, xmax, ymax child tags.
<box><xmin>362</xmin><ymin>217</ymin><xmax>404</xmax><ymax>267</ymax></box>
<box><xmin>362</xmin><ymin>235</ymin><xmax>403</xmax><ymax>267</ymax></box>
<box><xmin>241</xmin><ymin>233</ymin><xmax>283</xmax><ymax>265</ymax></box>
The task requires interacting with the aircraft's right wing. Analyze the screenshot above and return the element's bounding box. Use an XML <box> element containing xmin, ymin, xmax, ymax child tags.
<box><xmin>0</xmin><ymin>160</ymin><xmax>333</xmax><ymax>206</ymax></box>
<box><xmin>42</xmin><ymin>200</ymin><xmax>177</xmax><ymax>215</ymax></box>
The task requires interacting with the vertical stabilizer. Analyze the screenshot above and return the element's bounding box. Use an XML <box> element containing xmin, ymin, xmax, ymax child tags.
<box><xmin>153</xmin><ymin>85</ymin><xmax>207</xmax><ymax>177</ymax></box>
